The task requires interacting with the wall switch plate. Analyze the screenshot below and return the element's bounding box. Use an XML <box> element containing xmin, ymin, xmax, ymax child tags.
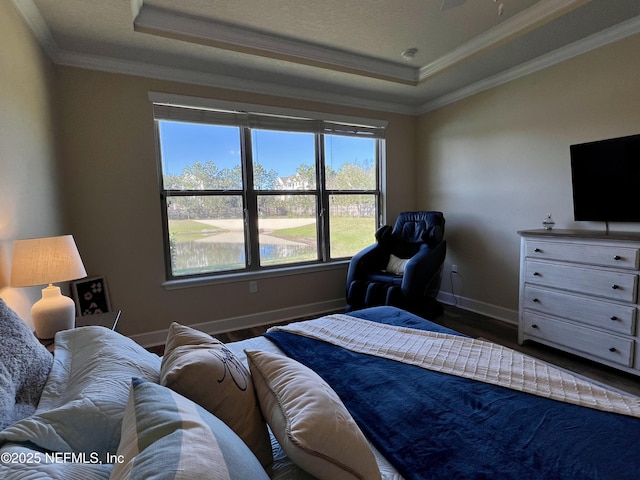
<box><xmin>249</xmin><ymin>280</ymin><xmax>258</xmax><ymax>293</ymax></box>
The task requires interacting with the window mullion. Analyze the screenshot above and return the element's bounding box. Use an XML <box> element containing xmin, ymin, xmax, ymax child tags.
<box><xmin>242</xmin><ymin>127</ymin><xmax>260</xmax><ymax>270</ymax></box>
<box><xmin>316</xmin><ymin>133</ymin><xmax>329</xmax><ymax>261</ymax></box>
<box><xmin>376</xmin><ymin>138</ymin><xmax>384</xmax><ymax>228</ymax></box>
<box><xmin>159</xmin><ymin>186</ymin><xmax>173</xmax><ymax>280</ymax></box>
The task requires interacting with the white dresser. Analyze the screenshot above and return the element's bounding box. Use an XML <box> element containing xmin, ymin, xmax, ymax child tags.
<box><xmin>518</xmin><ymin>229</ymin><xmax>640</xmax><ymax>375</ymax></box>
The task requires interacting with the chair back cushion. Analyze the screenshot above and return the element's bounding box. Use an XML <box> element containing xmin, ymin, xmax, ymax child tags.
<box><xmin>391</xmin><ymin>211</ymin><xmax>444</xmax><ymax>257</ymax></box>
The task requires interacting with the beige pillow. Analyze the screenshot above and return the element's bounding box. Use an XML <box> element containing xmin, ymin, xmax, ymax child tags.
<box><xmin>160</xmin><ymin>323</ymin><xmax>272</xmax><ymax>467</ymax></box>
<box><xmin>246</xmin><ymin>350</ymin><xmax>381</xmax><ymax>480</ymax></box>
<box><xmin>386</xmin><ymin>254</ymin><xmax>408</xmax><ymax>275</ymax></box>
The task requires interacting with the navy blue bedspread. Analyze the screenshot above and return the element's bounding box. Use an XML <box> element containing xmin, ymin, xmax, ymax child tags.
<box><xmin>264</xmin><ymin>306</ymin><xmax>640</xmax><ymax>480</ymax></box>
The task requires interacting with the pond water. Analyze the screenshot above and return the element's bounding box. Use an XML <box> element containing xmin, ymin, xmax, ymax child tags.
<box><xmin>171</xmin><ymin>240</ymin><xmax>316</xmax><ymax>275</ymax></box>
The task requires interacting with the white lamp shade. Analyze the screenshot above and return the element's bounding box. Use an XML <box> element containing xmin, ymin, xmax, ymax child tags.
<box><xmin>10</xmin><ymin>235</ymin><xmax>87</xmax><ymax>339</ymax></box>
<box><xmin>10</xmin><ymin>235</ymin><xmax>87</xmax><ymax>287</ymax></box>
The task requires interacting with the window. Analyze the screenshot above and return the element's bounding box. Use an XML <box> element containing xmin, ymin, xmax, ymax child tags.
<box><xmin>152</xmin><ymin>99</ymin><xmax>385</xmax><ymax>280</ymax></box>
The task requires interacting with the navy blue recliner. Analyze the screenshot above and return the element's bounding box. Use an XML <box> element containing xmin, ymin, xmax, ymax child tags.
<box><xmin>345</xmin><ymin>211</ymin><xmax>446</xmax><ymax>318</ymax></box>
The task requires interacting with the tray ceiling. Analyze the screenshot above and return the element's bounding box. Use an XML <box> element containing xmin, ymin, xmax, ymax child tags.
<box><xmin>13</xmin><ymin>0</ymin><xmax>640</xmax><ymax>114</ymax></box>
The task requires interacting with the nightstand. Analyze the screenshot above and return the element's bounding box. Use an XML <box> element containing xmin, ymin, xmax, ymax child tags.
<box><xmin>35</xmin><ymin>334</ymin><xmax>55</xmax><ymax>353</ymax></box>
<box><xmin>35</xmin><ymin>311</ymin><xmax>121</xmax><ymax>352</ymax></box>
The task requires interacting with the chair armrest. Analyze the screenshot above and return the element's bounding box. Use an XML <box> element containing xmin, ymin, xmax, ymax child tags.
<box><xmin>401</xmin><ymin>241</ymin><xmax>447</xmax><ymax>298</ymax></box>
<box><xmin>345</xmin><ymin>243</ymin><xmax>388</xmax><ymax>290</ymax></box>
<box><xmin>423</xmin><ymin>224</ymin><xmax>444</xmax><ymax>246</ymax></box>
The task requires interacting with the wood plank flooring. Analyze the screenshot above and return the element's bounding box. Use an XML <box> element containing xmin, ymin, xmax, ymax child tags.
<box><xmin>152</xmin><ymin>305</ymin><xmax>640</xmax><ymax>397</ymax></box>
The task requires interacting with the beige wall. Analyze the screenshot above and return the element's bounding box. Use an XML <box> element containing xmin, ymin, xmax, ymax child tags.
<box><xmin>54</xmin><ymin>66</ymin><xmax>416</xmax><ymax>339</ymax></box>
<box><xmin>418</xmin><ymin>33</ymin><xmax>640</xmax><ymax>321</ymax></box>
<box><xmin>11</xmin><ymin>0</ymin><xmax>637</xmax><ymax>339</ymax></box>
<box><xmin>0</xmin><ymin>1</ymin><xmax>63</xmax><ymax>325</ymax></box>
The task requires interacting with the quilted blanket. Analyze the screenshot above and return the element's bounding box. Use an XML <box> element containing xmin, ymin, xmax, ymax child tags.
<box><xmin>270</xmin><ymin>314</ymin><xmax>640</xmax><ymax>418</ymax></box>
<box><xmin>0</xmin><ymin>326</ymin><xmax>161</xmax><ymax>480</ymax></box>
<box><xmin>265</xmin><ymin>306</ymin><xmax>640</xmax><ymax>480</ymax></box>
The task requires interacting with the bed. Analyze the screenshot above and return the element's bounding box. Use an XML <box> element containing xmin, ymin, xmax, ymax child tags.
<box><xmin>2</xmin><ymin>300</ymin><xmax>640</xmax><ymax>479</ymax></box>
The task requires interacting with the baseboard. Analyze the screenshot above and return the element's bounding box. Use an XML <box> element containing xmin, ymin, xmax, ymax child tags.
<box><xmin>437</xmin><ymin>291</ymin><xmax>518</xmax><ymax>326</ymax></box>
<box><xmin>131</xmin><ymin>294</ymin><xmax>517</xmax><ymax>348</ymax></box>
<box><xmin>130</xmin><ymin>298</ymin><xmax>347</xmax><ymax>348</ymax></box>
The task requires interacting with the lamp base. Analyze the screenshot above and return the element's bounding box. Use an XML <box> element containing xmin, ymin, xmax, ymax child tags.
<box><xmin>32</xmin><ymin>285</ymin><xmax>76</xmax><ymax>340</ymax></box>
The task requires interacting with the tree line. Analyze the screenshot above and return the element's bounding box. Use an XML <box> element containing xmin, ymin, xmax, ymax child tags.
<box><xmin>164</xmin><ymin>159</ymin><xmax>376</xmax><ymax>220</ymax></box>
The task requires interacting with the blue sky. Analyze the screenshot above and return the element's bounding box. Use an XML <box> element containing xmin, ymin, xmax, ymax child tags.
<box><xmin>158</xmin><ymin>120</ymin><xmax>374</xmax><ymax>177</ymax></box>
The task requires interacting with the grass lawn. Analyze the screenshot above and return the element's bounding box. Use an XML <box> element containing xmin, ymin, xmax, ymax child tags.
<box><xmin>275</xmin><ymin>216</ymin><xmax>376</xmax><ymax>257</ymax></box>
<box><xmin>168</xmin><ymin>216</ymin><xmax>376</xmax><ymax>258</ymax></box>
<box><xmin>169</xmin><ymin>219</ymin><xmax>222</xmax><ymax>240</ymax></box>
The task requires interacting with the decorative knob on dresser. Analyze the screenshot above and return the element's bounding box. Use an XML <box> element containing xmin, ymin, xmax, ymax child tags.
<box><xmin>614</xmin><ymin>255</ymin><xmax>621</xmax><ymax>260</ymax></box>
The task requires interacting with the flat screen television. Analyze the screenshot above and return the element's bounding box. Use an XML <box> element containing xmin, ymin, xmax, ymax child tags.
<box><xmin>570</xmin><ymin>133</ymin><xmax>640</xmax><ymax>222</ymax></box>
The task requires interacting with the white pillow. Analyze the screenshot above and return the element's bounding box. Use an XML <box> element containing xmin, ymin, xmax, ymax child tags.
<box><xmin>246</xmin><ymin>350</ymin><xmax>381</xmax><ymax>480</ymax></box>
<box><xmin>111</xmin><ymin>378</ymin><xmax>270</xmax><ymax>480</ymax></box>
<box><xmin>160</xmin><ymin>323</ymin><xmax>272</xmax><ymax>467</ymax></box>
<box><xmin>386</xmin><ymin>254</ymin><xmax>408</xmax><ymax>275</ymax></box>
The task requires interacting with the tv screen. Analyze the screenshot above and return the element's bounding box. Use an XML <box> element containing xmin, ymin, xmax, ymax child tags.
<box><xmin>570</xmin><ymin>133</ymin><xmax>640</xmax><ymax>222</ymax></box>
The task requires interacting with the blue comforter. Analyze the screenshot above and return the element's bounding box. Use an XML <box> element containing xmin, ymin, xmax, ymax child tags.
<box><xmin>265</xmin><ymin>306</ymin><xmax>640</xmax><ymax>480</ymax></box>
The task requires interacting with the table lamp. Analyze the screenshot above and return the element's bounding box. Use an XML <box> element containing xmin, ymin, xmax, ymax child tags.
<box><xmin>10</xmin><ymin>235</ymin><xmax>87</xmax><ymax>340</ymax></box>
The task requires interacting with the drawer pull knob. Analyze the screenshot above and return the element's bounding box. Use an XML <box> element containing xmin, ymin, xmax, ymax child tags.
<box><xmin>531</xmin><ymin>324</ymin><xmax>538</xmax><ymax>329</ymax></box>
<box><xmin>532</xmin><ymin>272</ymin><xmax>540</xmax><ymax>276</ymax></box>
<box><xmin>609</xmin><ymin>347</ymin><xmax>617</xmax><ymax>352</ymax></box>
<box><xmin>534</xmin><ymin>248</ymin><xmax>542</xmax><ymax>253</ymax></box>
<box><xmin>612</xmin><ymin>284</ymin><xmax>620</xmax><ymax>290</ymax></box>
<box><xmin>614</xmin><ymin>255</ymin><xmax>621</xmax><ymax>260</ymax></box>
<box><xmin>610</xmin><ymin>316</ymin><xmax>619</xmax><ymax>321</ymax></box>
<box><xmin>532</xmin><ymin>298</ymin><xmax>540</xmax><ymax>303</ymax></box>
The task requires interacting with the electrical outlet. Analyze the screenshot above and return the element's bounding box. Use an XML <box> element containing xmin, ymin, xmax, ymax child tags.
<box><xmin>451</xmin><ymin>264</ymin><xmax>458</xmax><ymax>274</ymax></box>
<box><xmin>249</xmin><ymin>280</ymin><xmax>258</xmax><ymax>293</ymax></box>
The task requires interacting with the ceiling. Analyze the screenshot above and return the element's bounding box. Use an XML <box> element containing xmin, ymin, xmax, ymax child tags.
<box><xmin>13</xmin><ymin>0</ymin><xmax>640</xmax><ymax>114</ymax></box>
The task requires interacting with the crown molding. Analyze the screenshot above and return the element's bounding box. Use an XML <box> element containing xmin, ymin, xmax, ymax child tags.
<box><xmin>419</xmin><ymin>12</ymin><xmax>640</xmax><ymax>113</ymax></box>
<box><xmin>133</xmin><ymin>3</ymin><xmax>419</xmax><ymax>85</ymax></box>
<box><xmin>418</xmin><ymin>0</ymin><xmax>588</xmax><ymax>82</ymax></box>
<box><xmin>10</xmin><ymin>0</ymin><xmax>60</xmax><ymax>60</ymax></box>
<box><xmin>12</xmin><ymin>0</ymin><xmax>640</xmax><ymax>117</ymax></box>
<box><xmin>134</xmin><ymin>1</ymin><xmax>586</xmax><ymax>88</ymax></box>
<box><xmin>11</xmin><ymin>0</ymin><xmax>412</xmax><ymax>113</ymax></box>
<box><xmin>54</xmin><ymin>49</ymin><xmax>418</xmax><ymax>115</ymax></box>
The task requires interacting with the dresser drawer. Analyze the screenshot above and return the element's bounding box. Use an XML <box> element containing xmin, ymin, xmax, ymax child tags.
<box><xmin>526</xmin><ymin>240</ymin><xmax>639</xmax><ymax>269</ymax></box>
<box><xmin>525</xmin><ymin>260</ymin><xmax>638</xmax><ymax>303</ymax></box>
<box><xmin>522</xmin><ymin>313</ymin><xmax>634</xmax><ymax>367</ymax></box>
<box><xmin>523</xmin><ymin>286</ymin><xmax>636</xmax><ymax>335</ymax></box>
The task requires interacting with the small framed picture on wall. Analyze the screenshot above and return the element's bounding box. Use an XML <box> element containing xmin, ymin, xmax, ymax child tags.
<box><xmin>72</xmin><ymin>276</ymin><xmax>111</xmax><ymax>316</ymax></box>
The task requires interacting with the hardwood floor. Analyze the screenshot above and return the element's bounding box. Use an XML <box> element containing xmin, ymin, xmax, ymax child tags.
<box><xmin>152</xmin><ymin>305</ymin><xmax>640</xmax><ymax>397</ymax></box>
